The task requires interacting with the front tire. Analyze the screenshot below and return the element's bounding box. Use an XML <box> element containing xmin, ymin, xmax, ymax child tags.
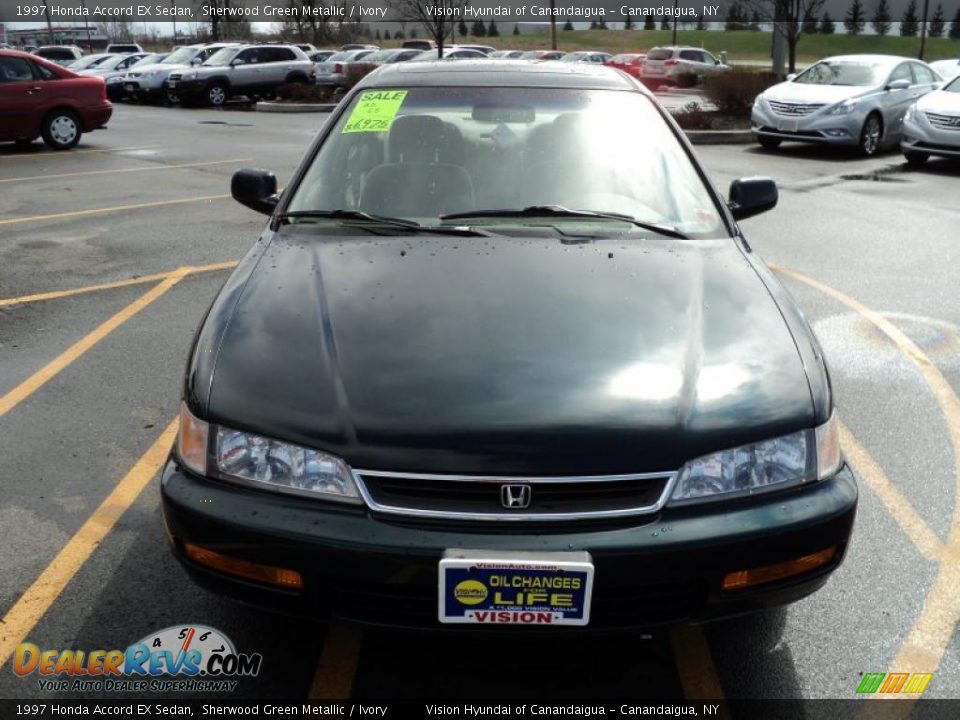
<box><xmin>904</xmin><ymin>150</ymin><xmax>929</xmax><ymax>166</ymax></box>
<box><xmin>858</xmin><ymin>114</ymin><xmax>883</xmax><ymax>157</ymax></box>
<box><xmin>41</xmin><ymin>109</ymin><xmax>81</xmax><ymax>150</ymax></box>
<box><xmin>206</xmin><ymin>82</ymin><xmax>228</xmax><ymax>107</ymax></box>
<box><xmin>758</xmin><ymin>136</ymin><xmax>782</xmax><ymax>151</ymax></box>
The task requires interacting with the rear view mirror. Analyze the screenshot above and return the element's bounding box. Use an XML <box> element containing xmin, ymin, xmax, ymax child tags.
<box><xmin>728</xmin><ymin>177</ymin><xmax>778</xmax><ymax>221</ymax></box>
<box><xmin>887</xmin><ymin>78</ymin><xmax>911</xmax><ymax>91</ymax></box>
<box><xmin>232</xmin><ymin>169</ymin><xmax>278</xmax><ymax>215</ymax></box>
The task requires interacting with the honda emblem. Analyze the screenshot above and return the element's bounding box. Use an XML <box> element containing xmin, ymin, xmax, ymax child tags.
<box><xmin>500</xmin><ymin>484</ymin><xmax>532</xmax><ymax>510</ymax></box>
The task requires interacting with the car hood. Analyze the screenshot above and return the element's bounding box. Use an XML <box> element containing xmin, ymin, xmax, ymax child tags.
<box><xmin>917</xmin><ymin>88</ymin><xmax>960</xmax><ymax>114</ymax></box>
<box><xmin>204</xmin><ymin>233</ymin><xmax>815</xmax><ymax>475</ymax></box>
<box><xmin>765</xmin><ymin>81</ymin><xmax>871</xmax><ymax>105</ymax></box>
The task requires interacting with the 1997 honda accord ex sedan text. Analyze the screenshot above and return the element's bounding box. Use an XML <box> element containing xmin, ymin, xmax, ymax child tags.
<box><xmin>161</xmin><ymin>61</ymin><xmax>857</xmax><ymax>629</ymax></box>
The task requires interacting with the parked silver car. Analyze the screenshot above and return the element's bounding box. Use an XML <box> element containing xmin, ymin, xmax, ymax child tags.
<box><xmin>314</xmin><ymin>49</ymin><xmax>376</xmax><ymax>86</ymax></box>
<box><xmin>558</xmin><ymin>51</ymin><xmax>614</xmax><ymax>64</ymax></box>
<box><xmin>169</xmin><ymin>44</ymin><xmax>314</xmax><ymax>106</ymax></box>
<box><xmin>123</xmin><ymin>43</ymin><xmax>240</xmax><ymax>104</ymax></box>
<box><xmin>930</xmin><ymin>59</ymin><xmax>960</xmax><ymax>81</ymax></box>
<box><xmin>641</xmin><ymin>46</ymin><xmax>729</xmax><ymax>85</ymax></box>
<box><xmin>901</xmin><ymin>75</ymin><xmax>960</xmax><ymax>164</ymax></box>
<box><xmin>752</xmin><ymin>54</ymin><xmax>942</xmax><ymax>156</ymax></box>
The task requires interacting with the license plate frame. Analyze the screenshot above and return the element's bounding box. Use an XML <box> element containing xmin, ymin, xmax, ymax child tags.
<box><xmin>777</xmin><ymin>118</ymin><xmax>799</xmax><ymax>132</ymax></box>
<box><xmin>438</xmin><ymin>550</ymin><xmax>594</xmax><ymax>627</ymax></box>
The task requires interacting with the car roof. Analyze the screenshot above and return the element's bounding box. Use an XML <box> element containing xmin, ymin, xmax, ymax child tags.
<box><xmin>820</xmin><ymin>54</ymin><xmax>917</xmax><ymax>65</ymax></box>
<box><xmin>359</xmin><ymin>59</ymin><xmax>641</xmax><ymax>91</ymax></box>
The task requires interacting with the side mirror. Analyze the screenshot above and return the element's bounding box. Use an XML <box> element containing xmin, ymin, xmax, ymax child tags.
<box><xmin>728</xmin><ymin>177</ymin><xmax>778</xmax><ymax>221</ymax></box>
<box><xmin>887</xmin><ymin>78</ymin><xmax>911</xmax><ymax>91</ymax></box>
<box><xmin>230</xmin><ymin>58</ymin><xmax>246</xmax><ymax>67</ymax></box>
<box><xmin>786</xmin><ymin>72</ymin><xmax>797</xmax><ymax>81</ymax></box>
<box><xmin>231</xmin><ymin>169</ymin><xmax>278</xmax><ymax>216</ymax></box>
<box><xmin>189</xmin><ymin>58</ymin><xmax>201</xmax><ymax>66</ymax></box>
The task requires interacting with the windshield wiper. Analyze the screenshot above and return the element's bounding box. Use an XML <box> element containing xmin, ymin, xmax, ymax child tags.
<box><xmin>277</xmin><ymin>209</ymin><xmax>492</xmax><ymax>236</ymax></box>
<box><xmin>439</xmin><ymin>205</ymin><xmax>689</xmax><ymax>239</ymax></box>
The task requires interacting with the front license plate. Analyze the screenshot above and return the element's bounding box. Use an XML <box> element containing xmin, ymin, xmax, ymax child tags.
<box><xmin>439</xmin><ymin>550</ymin><xmax>594</xmax><ymax>626</ymax></box>
<box><xmin>777</xmin><ymin>119</ymin><xmax>799</xmax><ymax>132</ymax></box>
<box><xmin>125</xmin><ymin>83</ymin><xmax>136</xmax><ymax>91</ymax></box>
<box><xmin>167</xmin><ymin>81</ymin><xmax>177</xmax><ymax>88</ymax></box>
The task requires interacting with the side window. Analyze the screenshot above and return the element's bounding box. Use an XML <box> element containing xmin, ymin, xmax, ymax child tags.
<box><xmin>890</xmin><ymin>63</ymin><xmax>912</xmax><ymax>84</ymax></box>
<box><xmin>35</xmin><ymin>62</ymin><xmax>58</xmax><ymax>80</ymax></box>
<box><xmin>679</xmin><ymin>50</ymin><xmax>699</xmax><ymax>62</ymax></box>
<box><xmin>278</xmin><ymin>48</ymin><xmax>296</xmax><ymax>61</ymax></box>
<box><xmin>198</xmin><ymin>48</ymin><xmax>216</xmax><ymax>62</ymax></box>
<box><xmin>0</xmin><ymin>56</ymin><xmax>35</xmax><ymax>82</ymax></box>
<box><xmin>702</xmin><ymin>51</ymin><xmax>718</xmax><ymax>65</ymax></box>
<box><xmin>236</xmin><ymin>49</ymin><xmax>261</xmax><ymax>65</ymax></box>
<box><xmin>912</xmin><ymin>63</ymin><xmax>934</xmax><ymax>84</ymax></box>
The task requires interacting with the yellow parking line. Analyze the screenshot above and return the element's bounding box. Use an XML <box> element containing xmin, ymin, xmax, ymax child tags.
<box><xmin>0</xmin><ymin>145</ymin><xmax>159</xmax><ymax>160</ymax></box>
<box><xmin>771</xmin><ymin>266</ymin><xmax>960</xmax><ymax>718</ymax></box>
<box><xmin>670</xmin><ymin>625</ymin><xmax>730</xmax><ymax>713</ymax></box>
<box><xmin>0</xmin><ymin>158</ymin><xmax>252</xmax><ymax>184</ymax></box>
<box><xmin>0</xmin><ymin>418</ymin><xmax>178</xmax><ymax>668</ymax></box>
<box><xmin>839</xmin><ymin>422</ymin><xmax>944</xmax><ymax>562</ymax></box>
<box><xmin>0</xmin><ymin>269</ymin><xmax>190</xmax><ymax>420</ymax></box>
<box><xmin>0</xmin><ymin>194</ymin><xmax>231</xmax><ymax>226</ymax></box>
<box><xmin>0</xmin><ymin>261</ymin><xmax>238</xmax><ymax>308</ymax></box>
<box><xmin>308</xmin><ymin>623</ymin><xmax>363</xmax><ymax>699</ymax></box>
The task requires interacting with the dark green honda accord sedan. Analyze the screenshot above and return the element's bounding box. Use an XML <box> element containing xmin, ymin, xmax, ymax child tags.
<box><xmin>161</xmin><ymin>60</ymin><xmax>857</xmax><ymax>629</ymax></box>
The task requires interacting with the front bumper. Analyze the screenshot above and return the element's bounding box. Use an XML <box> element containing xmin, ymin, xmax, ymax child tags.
<box><xmin>167</xmin><ymin>78</ymin><xmax>206</xmax><ymax>99</ymax></box>
<box><xmin>161</xmin><ymin>458</ymin><xmax>857</xmax><ymax>630</ymax></box>
<box><xmin>752</xmin><ymin>102</ymin><xmax>864</xmax><ymax>146</ymax></box>
<box><xmin>902</xmin><ymin>114</ymin><xmax>960</xmax><ymax>158</ymax></box>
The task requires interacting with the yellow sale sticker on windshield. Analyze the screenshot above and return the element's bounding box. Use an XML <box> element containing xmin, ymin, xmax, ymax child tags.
<box><xmin>341</xmin><ymin>90</ymin><xmax>408</xmax><ymax>134</ymax></box>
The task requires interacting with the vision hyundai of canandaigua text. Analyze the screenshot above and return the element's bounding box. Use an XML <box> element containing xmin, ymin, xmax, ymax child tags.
<box><xmin>161</xmin><ymin>61</ymin><xmax>857</xmax><ymax>630</ymax></box>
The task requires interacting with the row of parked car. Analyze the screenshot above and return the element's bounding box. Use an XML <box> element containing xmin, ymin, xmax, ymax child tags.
<box><xmin>752</xmin><ymin>54</ymin><xmax>960</xmax><ymax>163</ymax></box>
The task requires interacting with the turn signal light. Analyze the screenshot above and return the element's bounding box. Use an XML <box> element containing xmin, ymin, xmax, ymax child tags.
<box><xmin>182</xmin><ymin>541</ymin><xmax>304</xmax><ymax>590</ymax></box>
<box><xmin>722</xmin><ymin>546</ymin><xmax>838</xmax><ymax>592</ymax></box>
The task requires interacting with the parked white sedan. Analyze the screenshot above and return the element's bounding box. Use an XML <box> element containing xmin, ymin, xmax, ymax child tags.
<box><xmin>902</xmin><ymin>74</ymin><xmax>960</xmax><ymax>164</ymax></box>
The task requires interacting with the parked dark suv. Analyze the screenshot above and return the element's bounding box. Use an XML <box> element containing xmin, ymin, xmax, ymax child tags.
<box><xmin>167</xmin><ymin>43</ymin><xmax>313</xmax><ymax>106</ymax></box>
<box><xmin>162</xmin><ymin>61</ymin><xmax>857</xmax><ymax>630</ymax></box>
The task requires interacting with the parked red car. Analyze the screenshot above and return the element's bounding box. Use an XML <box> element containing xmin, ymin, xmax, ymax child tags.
<box><xmin>0</xmin><ymin>49</ymin><xmax>112</xmax><ymax>150</ymax></box>
<box><xmin>606</xmin><ymin>53</ymin><xmax>647</xmax><ymax>78</ymax></box>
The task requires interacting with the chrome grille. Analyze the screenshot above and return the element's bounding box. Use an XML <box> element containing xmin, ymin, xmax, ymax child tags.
<box><xmin>767</xmin><ymin>100</ymin><xmax>825</xmax><ymax>117</ymax></box>
<box><xmin>924</xmin><ymin>112</ymin><xmax>960</xmax><ymax>131</ymax></box>
<box><xmin>354</xmin><ymin>470</ymin><xmax>676</xmax><ymax>521</ymax></box>
<box><xmin>168</xmin><ymin>73</ymin><xmax>182</xmax><ymax>82</ymax></box>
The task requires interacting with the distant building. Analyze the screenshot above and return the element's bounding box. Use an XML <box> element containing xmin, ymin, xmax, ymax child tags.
<box><xmin>7</xmin><ymin>26</ymin><xmax>108</xmax><ymax>50</ymax></box>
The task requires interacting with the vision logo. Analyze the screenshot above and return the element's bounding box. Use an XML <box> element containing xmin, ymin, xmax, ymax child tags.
<box><xmin>856</xmin><ymin>672</ymin><xmax>933</xmax><ymax>695</ymax></box>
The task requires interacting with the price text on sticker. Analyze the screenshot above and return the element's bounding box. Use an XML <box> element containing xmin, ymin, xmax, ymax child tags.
<box><xmin>342</xmin><ymin>90</ymin><xmax>408</xmax><ymax>134</ymax></box>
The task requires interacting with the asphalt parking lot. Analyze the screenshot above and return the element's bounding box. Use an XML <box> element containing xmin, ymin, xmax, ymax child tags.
<box><xmin>1</xmin><ymin>102</ymin><xmax>959</xmax><ymax>705</ymax></box>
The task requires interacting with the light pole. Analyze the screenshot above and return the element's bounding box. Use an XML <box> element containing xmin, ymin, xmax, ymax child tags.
<box><xmin>672</xmin><ymin>0</ymin><xmax>678</xmax><ymax>45</ymax></box>
<box><xmin>171</xmin><ymin>0</ymin><xmax>177</xmax><ymax>44</ymax></box>
<box><xmin>550</xmin><ymin>0</ymin><xmax>557</xmax><ymax>50</ymax></box>
<box><xmin>42</xmin><ymin>0</ymin><xmax>54</xmax><ymax>44</ymax></box>
<box><xmin>918</xmin><ymin>0</ymin><xmax>930</xmax><ymax>59</ymax></box>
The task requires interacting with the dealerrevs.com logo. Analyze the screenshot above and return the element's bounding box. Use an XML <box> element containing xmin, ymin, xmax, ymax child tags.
<box><xmin>13</xmin><ymin>625</ymin><xmax>261</xmax><ymax>693</ymax></box>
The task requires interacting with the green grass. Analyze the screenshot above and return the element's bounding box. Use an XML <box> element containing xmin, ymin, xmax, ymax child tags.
<box><xmin>381</xmin><ymin>30</ymin><xmax>960</xmax><ymax>64</ymax></box>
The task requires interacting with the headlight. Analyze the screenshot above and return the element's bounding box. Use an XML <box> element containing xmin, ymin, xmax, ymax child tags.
<box><xmin>828</xmin><ymin>98</ymin><xmax>861</xmax><ymax>115</ymax></box>
<box><xmin>107</xmin><ymin>76</ymin><xmax>122</xmax><ymax>83</ymax></box>
<box><xmin>904</xmin><ymin>104</ymin><xmax>917</xmax><ymax>122</ymax></box>
<box><xmin>215</xmin><ymin>427</ymin><xmax>361</xmax><ymax>503</ymax></box>
<box><xmin>182</xmin><ymin>71</ymin><xmax>198</xmax><ymax>81</ymax></box>
<box><xmin>669</xmin><ymin>412</ymin><xmax>841</xmax><ymax>506</ymax></box>
<box><xmin>752</xmin><ymin>94</ymin><xmax>764</xmax><ymax>111</ymax></box>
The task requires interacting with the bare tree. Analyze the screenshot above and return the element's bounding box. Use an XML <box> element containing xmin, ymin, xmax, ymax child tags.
<box><xmin>746</xmin><ymin>0</ymin><xmax>827</xmax><ymax>73</ymax></box>
<box><xmin>392</xmin><ymin>0</ymin><xmax>473</xmax><ymax>58</ymax></box>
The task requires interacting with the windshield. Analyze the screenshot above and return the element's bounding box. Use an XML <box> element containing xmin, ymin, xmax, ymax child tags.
<box><xmin>98</xmin><ymin>55</ymin><xmax>135</xmax><ymax>70</ymax></box>
<box><xmin>163</xmin><ymin>47</ymin><xmax>199</xmax><ymax>65</ymax></box>
<box><xmin>794</xmin><ymin>60</ymin><xmax>888</xmax><ymax>86</ymax></box>
<box><xmin>945</xmin><ymin>76</ymin><xmax>960</xmax><ymax>93</ymax></box>
<box><xmin>203</xmin><ymin>47</ymin><xmax>239</xmax><ymax>66</ymax></box>
<box><xmin>131</xmin><ymin>54</ymin><xmax>164</xmax><ymax>68</ymax></box>
<box><xmin>285</xmin><ymin>86</ymin><xmax>726</xmax><ymax>238</ymax></box>
<box><xmin>70</xmin><ymin>54</ymin><xmax>113</xmax><ymax>70</ymax></box>
<box><xmin>365</xmin><ymin>50</ymin><xmax>396</xmax><ymax>63</ymax></box>
<box><xmin>558</xmin><ymin>53</ymin><xmax>585</xmax><ymax>62</ymax></box>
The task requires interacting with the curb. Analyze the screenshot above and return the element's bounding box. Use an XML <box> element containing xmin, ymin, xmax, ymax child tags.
<box><xmin>684</xmin><ymin>129</ymin><xmax>754</xmax><ymax>145</ymax></box>
<box><xmin>255</xmin><ymin>102</ymin><xmax>338</xmax><ymax>113</ymax></box>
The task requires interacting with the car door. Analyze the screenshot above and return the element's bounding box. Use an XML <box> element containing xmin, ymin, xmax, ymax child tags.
<box><xmin>883</xmin><ymin>62</ymin><xmax>918</xmax><ymax>137</ymax></box>
<box><xmin>230</xmin><ymin>48</ymin><xmax>263</xmax><ymax>93</ymax></box>
<box><xmin>700</xmin><ymin>50</ymin><xmax>720</xmax><ymax>74</ymax></box>
<box><xmin>678</xmin><ymin>50</ymin><xmax>700</xmax><ymax>74</ymax></box>
<box><xmin>270</xmin><ymin>47</ymin><xmax>298</xmax><ymax>85</ymax></box>
<box><xmin>0</xmin><ymin>55</ymin><xmax>41</xmax><ymax>140</ymax></box>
